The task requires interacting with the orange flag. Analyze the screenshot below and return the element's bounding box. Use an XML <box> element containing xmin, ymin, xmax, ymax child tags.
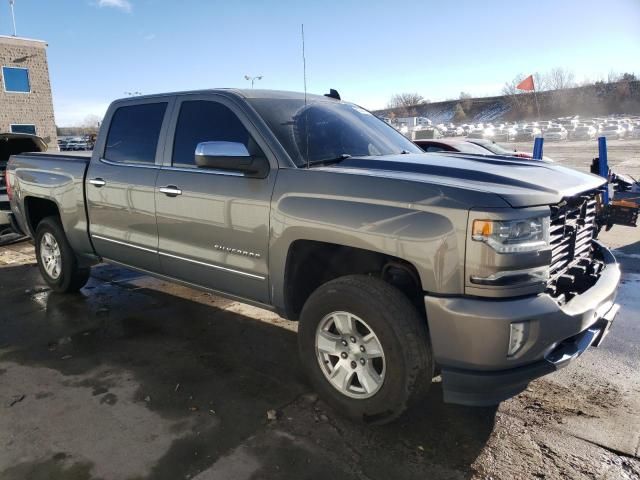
<box><xmin>516</xmin><ymin>75</ymin><xmax>535</xmax><ymax>91</ymax></box>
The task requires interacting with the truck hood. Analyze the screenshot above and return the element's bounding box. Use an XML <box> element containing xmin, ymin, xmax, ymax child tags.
<box><xmin>323</xmin><ymin>153</ymin><xmax>605</xmax><ymax>207</ymax></box>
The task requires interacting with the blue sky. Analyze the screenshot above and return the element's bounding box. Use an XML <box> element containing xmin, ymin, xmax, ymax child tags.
<box><xmin>1</xmin><ymin>0</ymin><xmax>639</xmax><ymax>125</ymax></box>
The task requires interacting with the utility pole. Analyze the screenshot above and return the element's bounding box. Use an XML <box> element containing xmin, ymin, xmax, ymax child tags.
<box><xmin>9</xmin><ymin>0</ymin><xmax>17</xmax><ymax>36</ymax></box>
<box><xmin>244</xmin><ymin>75</ymin><xmax>263</xmax><ymax>89</ymax></box>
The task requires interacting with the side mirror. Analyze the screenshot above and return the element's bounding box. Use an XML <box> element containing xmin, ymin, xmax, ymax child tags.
<box><xmin>194</xmin><ymin>141</ymin><xmax>269</xmax><ymax>177</ymax></box>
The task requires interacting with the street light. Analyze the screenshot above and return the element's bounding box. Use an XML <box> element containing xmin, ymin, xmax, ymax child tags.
<box><xmin>244</xmin><ymin>75</ymin><xmax>263</xmax><ymax>88</ymax></box>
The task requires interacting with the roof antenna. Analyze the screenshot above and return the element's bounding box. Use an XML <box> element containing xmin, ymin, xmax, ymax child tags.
<box><xmin>302</xmin><ymin>23</ymin><xmax>310</xmax><ymax>169</ymax></box>
<box><xmin>301</xmin><ymin>24</ymin><xmax>307</xmax><ymax>106</ymax></box>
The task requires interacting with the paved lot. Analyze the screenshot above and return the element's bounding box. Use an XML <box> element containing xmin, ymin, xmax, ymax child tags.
<box><xmin>503</xmin><ymin>138</ymin><xmax>640</xmax><ymax>178</ymax></box>
<box><xmin>1</xmin><ymin>144</ymin><xmax>640</xmax><ymax>479</ymax></box>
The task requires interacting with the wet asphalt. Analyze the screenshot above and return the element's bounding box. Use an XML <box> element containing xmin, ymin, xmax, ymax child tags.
<box><xmin>0</xmin><ymin>226</ymin><xmax>638</xmax><ymax>479</ymax></box>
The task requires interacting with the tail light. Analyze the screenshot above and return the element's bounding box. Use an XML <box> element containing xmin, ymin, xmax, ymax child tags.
<box><xmin>5</xmin><ymin>168</ymin><xmax>12</xmax><ymax>202</ymax></box>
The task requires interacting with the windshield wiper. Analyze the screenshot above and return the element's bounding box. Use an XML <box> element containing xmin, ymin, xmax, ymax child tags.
<box><xmin>306</xmin><ymin>154</ymin><xmax>352</xmax><ymax>167</ymax></box>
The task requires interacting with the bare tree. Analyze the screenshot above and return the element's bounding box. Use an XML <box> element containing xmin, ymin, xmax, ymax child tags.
<box><xmin>502</xmin><ymin>74</ymin><xmax>525</xmax><ymax>97</ymax></box>
<box><xmin>502</xmin><ymin>74</ymin><xmax>536</xmax><ymax>117</ymax></box>
<box><xmin>453</xmin><ymin>103</ymin><xmax>466</xmax><ymax>123</ymax></box>
<box><xmin>387</xmin><ymin>93</ymin><xmax>427</xmax><ymax>114</ymax></box>
<box><xmin>81</xmin><ymin>114</ymin><xmax>102</xmax><ymax>135</ymax></box>
<box><xmin>547</xmin><ymin>68</ymin><xmax>575</xmax><ymax>90</ymax></box>
<box><xmin>459</xmin><ymin>91</ymin><xmax>473</xmax><ymax>111</ymax></box>
<box><xmin>607</xmin><ymin>70</ymin><xmax>621</xmax><ymax>83</ymax></box>
<box><xmin>533</xmin><ymin>72</ymin><xmax>548</xmax><ymax>91</ymax></box>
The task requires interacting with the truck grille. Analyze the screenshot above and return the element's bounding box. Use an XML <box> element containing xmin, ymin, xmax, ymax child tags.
<box><xmin>546</xmin><ymin>190</ymin><xmax>604</xmax><ymax>304</ymax></box>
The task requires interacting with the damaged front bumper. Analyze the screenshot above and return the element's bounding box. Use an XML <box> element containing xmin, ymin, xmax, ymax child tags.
<box><xmin>425</xmin><ymin>241</ymin><xmax>621</xmax><ymax>407</ymax></box>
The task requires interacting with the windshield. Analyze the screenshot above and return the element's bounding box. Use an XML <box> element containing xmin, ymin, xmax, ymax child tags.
<box><xmin>247</xmin><ymin>98</ymin><xmax>422</xmax><ymax>166</ymax></box>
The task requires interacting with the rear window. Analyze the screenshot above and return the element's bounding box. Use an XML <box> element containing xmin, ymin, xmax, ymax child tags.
<box><xmin>104</xmin><ymin>103</ymin><xmax>167</xmax><ymax>164</ymax></box>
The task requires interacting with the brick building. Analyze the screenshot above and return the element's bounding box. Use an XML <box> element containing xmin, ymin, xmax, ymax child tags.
<box><xmin>0</xmin><ymin>35</ymin><xmax>57</xmax><ymax>147</ymax></box>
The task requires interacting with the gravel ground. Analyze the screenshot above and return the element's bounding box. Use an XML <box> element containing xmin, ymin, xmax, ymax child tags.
<box><xmin>0</xmin><ymin>144</ymin><xmax>639</xmax><ymax>479</ymax></box>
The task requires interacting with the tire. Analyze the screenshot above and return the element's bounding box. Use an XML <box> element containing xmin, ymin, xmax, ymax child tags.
<box><xmin>35</xmin><ymin>216</ymin><xmax>90</xmax><ymax>293</ymax></box>
<box><xmin>298</xmin><ymin>275</ymin><xmax>433</xmax><ymax>424</ymax></box>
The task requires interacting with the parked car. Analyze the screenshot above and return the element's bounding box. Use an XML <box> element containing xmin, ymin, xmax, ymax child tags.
<box><xmin>569</xmin><ymin>125</ymin><xmax>597</xmax><ymax>140</ymax></box>
<box><xmin>543</xmin><ymin>126</ymin><xmax>568</xmax><ymax>141</ymax></box>
<box><xmin>466</xmin><ymin>128</ymin><xmax>487</xmax><ymax>139</ymax></box>
<box><xmin>6</xmin><ymin>89</ymin><xmax>620</xmax><ymax>423</ymax></box>
<box><xmin>445</xmin><ymin>126</ymin><xmax>464</xmax><ymax>137</ymax></box>
<box><xmin>514</xmin><ymin>127</ymin><xmax>541</xmax><ymax>141</ymax></box>
<box><xmin>414</xmin><ymin>138</ymin><xmax>535</xmax><ymax>159</ymax></box>
<box><xmin>600</xmin><ymin>124</ymin><xmax>626</xmax><ymax>140</ymax></box>
<box><xmin>493</xmin><ymin>127</ymin><xmax>517</xmax><ymax>142</ymax></box>
<box><xmin>620</xmin><ymin>123</ymin><xmax>635</xmax><ymax>136</ymax></box>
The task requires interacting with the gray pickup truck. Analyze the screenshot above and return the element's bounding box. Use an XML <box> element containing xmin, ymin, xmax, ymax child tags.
<box><xmin>6</xmin><ymin>89</ymin><xmax>620</xmax><ymax>423</ymax></box>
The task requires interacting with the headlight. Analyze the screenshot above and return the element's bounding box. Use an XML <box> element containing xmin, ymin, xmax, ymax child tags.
<box><xmin>472</xmin><ymin>217</ymin><xmax>550</xmax><ymax>253</ymax></box>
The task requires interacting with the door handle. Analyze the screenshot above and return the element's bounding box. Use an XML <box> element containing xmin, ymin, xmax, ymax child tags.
<box><xmin>89</xmin><ymin>178</ymin><xmax>106</xmax><ymax>187</ymax></box>
<box><xmin>159</xmin><ymin>185</ymin><xmax>182</xmax><ymax>197</ymax></box>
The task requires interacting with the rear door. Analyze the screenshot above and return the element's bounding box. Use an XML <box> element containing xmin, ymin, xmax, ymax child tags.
<box><xmin>154</xmin><ymin>95</ymin><xmax>276</xmax><ymax>303</ymax></box>
<box><xmin>86</xmin><ymin>98</ymin><xmax>173</xmax><ymax>272</ymax></box>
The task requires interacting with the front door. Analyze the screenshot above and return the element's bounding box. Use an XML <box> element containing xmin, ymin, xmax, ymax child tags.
<box><xmin>86</xmin><ymin>100</ymin><xmax>171</xmax><ymax>272</ymax></box>
<box><xmin>154</xmin><ymin>96</ymin><xmax>276</xmax><ymax>303</ymax></box>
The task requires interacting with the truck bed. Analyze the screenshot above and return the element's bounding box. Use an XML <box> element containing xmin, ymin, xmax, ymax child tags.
<box><xmin>7</xmin><ymin>152</ymin><xmax>93</xmax><ymax>255</ymax></box>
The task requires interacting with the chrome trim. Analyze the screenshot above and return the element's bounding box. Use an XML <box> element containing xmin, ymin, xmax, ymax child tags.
<box><xmin>88</xmin><ymin>178</ymin><xmax>106</xmax><ymax>187</ymax></box>
<box><xmin>91</xmin><ymin>234</ymin><xmax>157</xmax><ymax>254</ymax></box>
<box><xmin>160</xmin><ymin>165</ymin><xmax>245</xmax><ymax>177</ymax></box>
<box><xmin>159</xmin><ymin>251</ymin><xmax>266</xmax><ymax>280</ymax></box>
<box><xmin>99</xmin><ymin>158</ymin><xmax>159</xmax><ymax>169</ymax></box>
<box><xmin>91</xmin><ymin>235</ymin><xmax>266</xmax><ymax>280</ymax></box>
<box><xmin>158</xmin><ymin>186</ymin><xmax>182</xmax><ymax>196</ymax></box>
<box><xmin>214</xmin><ymin>243</ymin><xmax>261</xmax><ymax>258</ymax></box>
<box><xmin>195</xmin><ymin>141</ymin><xmax>250</xmax><ymax>158</ymax></box>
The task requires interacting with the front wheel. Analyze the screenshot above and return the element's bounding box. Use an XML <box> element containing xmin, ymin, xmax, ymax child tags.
<box><xmin>35</xmin><ymin>216</ymin><xmax>90</xmax><ymax>293</ymax></box>
<box><xmin>298</xmin><ymin>275</ymin><xmax>433</xmax><ymax>424</ymax></box>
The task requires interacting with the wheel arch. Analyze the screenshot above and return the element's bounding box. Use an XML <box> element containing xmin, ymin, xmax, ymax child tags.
<box><xmin>281</xmin><ymin>239</ymin><xmax>425</xmax><ymax>321</ymax></box>
<box><xmin>24</xmin><ymin>196</ymin><xmax>61</xmax><ymax>236</ymax></box>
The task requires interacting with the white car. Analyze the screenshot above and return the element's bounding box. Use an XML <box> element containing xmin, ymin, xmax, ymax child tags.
<box><xmin>543</xmin><ymin>126</ymin><xmax>568</xmax><ymax>141</ymax></box>
<box><xmin>600</xmin><ymin>124</ymin><xmax>626</xmax><ymax>139</ymax></box>
<box><xmin>569</xmin><ymin>125</ymin><xmax>597</xmax><ymax>140</ymax></box>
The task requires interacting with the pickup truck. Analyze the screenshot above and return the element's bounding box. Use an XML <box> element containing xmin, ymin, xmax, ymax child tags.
<box><xmin>6</xmin><ymin>89</ymin><xmax>621</xmax><ymax>423</ymax></box>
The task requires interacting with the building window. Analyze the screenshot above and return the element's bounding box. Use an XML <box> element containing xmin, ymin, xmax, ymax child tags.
<box><xmin>2</xmin><ymin>66</ymin><xmax>31</xmax><ymax>93</ymax></box>
<box><xmin>10</xmin><ymin>124</ymin><xmax>37</xmax><ymax>135</ymax></box>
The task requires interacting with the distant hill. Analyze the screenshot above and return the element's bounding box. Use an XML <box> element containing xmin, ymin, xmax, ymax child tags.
<box><xmin>374</xmin><ymin>80</ymin><xmax>640</xmax><ymax>124</ymax></box>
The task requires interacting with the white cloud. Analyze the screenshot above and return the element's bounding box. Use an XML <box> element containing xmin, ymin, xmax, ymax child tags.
<box><xmin>96</xmin><ymin>0</ymin><xmax>132</xmax><ymax>13</ymax></box>
<box><xmin>143</xmin><ymin>33</ymin><xmax>156</xmax><ymax>41</ymax></box>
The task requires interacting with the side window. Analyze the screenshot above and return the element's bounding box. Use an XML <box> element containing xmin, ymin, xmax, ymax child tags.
<box><xmin>172</xmin><ymin>100</ymin><xmax>257</xmax><ymax>167</ymax></box>
<box><xmin>104</xmin><ymin>103</ymin><xmax>167</xmax><ymax>164</ymax></box>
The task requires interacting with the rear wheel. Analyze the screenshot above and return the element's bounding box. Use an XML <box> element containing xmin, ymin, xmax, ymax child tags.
<box><xmin>35</xmin><ymin>216</ymin><xmax>90</xmax><ymax>293</ymax></box>
<box><xmin>298</xmin><ymin>275</ymin><xmax>433</xmax><ymax>424</ymax></box>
